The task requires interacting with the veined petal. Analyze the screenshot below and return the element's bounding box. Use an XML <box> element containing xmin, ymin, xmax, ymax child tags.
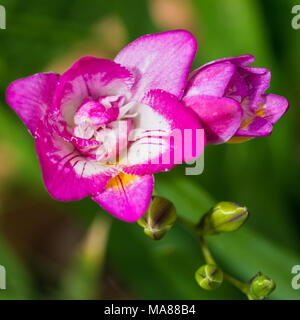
<box><xmin>183</xmin><ymin>95</ymin><xmax>243</xmax><ymax>144</ymax></box>
<box><xmin>93</xmin><ymin>173</ymin><xmax>154</xmax><ymax>222</ymax></box>
<box><xmin>228</xmin><ymin>93</ymin><xmax>288</xmax><ymax>143</ymax></box>
<box><xmin>52</xmin><ymin>57</ymin><xmax>134</xmax><ymax>126</ymax></box>
<box><xmin>184</xmin><ymin>62</ymin><xmax>236</xmax><ymax>98</ymax></box>
<box><xmin>35</xmin><ymin>123</ymin><xmax>118</xmax><ymax>201</ymax></box>
<box><xmin>235</xmin><ymin>116</ymin><xmax>273</xmax><ymax>137</ymax></box>
<box><xmin>259</xmin><ymin>93</ymin><xmax>289</xmax><ymax>124</ymax></box>
<box><xmin>6</xmin><ymin>73</ymin><xmax>60</xmax><ymax>136</ymax></box>
<box><xmin>115</xmin><ymin>30</ymin><xmax>197</xmax><ymax>100</ymax></box>
<box><xmin>121</xmin><ymin>90</ymin><xmax>204</xmax><ymax>175</ymax></box>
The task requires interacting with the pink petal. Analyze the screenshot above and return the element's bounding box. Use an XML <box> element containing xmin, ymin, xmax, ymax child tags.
<box><xmin>74</xmin><ymin>99</ymin><xmax>119</xmax><ymax>126</ymax></box>
<box><xmin>189</xmin><ymin>54</ymin><xmax>255</xmax><ymax>78</ymax></box>
<box><xmin>216</xmin><ymin>54</ymin><xmax>255</xmax><ymax>66</ymax></box>
<box><xmin>52</xmin><ymin>57</ymin><xmax>134</xmax><ymax>125</ymax></box>
<box><xmin>6</xmin><ymin>73</ymin><xmax>60</xmax><ymax>136</ymax></box>
<box><xmin>93</xmin><ymin>173</ymin><xmax>154</xmax><ymax>222</ymax></box>
<box><xmin>35</xmin><ymin>123</ymin><xmax>118</xmax><ymax>201</ymax></box>
<box><xmin>184</xmin><ymin>61</ymin><xmax>236</xmax><ymax>98</ymax></box>
<box><xmin>238</xmin><ymin>66</ymin><xmax>271</xmax><ymax>113</ymax></box>
<box><xmin>260</xmin><ymin>94</ymin><xmax>289</xmax><ymax>124</ymax></box>
<box><xmin>225</xmin><ymin>71</ymin><xmax>249</xmax><ymax>103</ymax></box>
<box><xmin>121</xmin><ymin>90</ymin><xmax>204</xmax><ymax>175</ymax></box>
<box><xmin>115</xmin><ymin>30</ymin><xmax>197</xmax><ymax>100</ymax></box>
<box><xmin>235</xmin><ymin>116</ymin><xmax>273</xmax><ymax>137</ymax></box>
<box><xmin>183</xmin><ymin>95</ymin><xmax>243</xmax><ymax>144</ymax></box>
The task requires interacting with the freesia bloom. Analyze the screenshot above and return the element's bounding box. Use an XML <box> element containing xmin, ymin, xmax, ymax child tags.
<box><xmin>182</xmin><ymin>55</ymin><xmax>289</xmax><ymax>144</ymax></box>
<box><xmin>6</xmin><ymin>30</ymin><xmax>204</xmax><ymax>222</ymax></box>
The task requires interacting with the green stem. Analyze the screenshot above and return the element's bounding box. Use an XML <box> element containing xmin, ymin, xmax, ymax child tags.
<box><xmin>199</xmin><ymin>235</ymin><xmax>216</xmax><ymax>265</ymax></box>
<box><xmin>223</xmin><ymin>272</ymin><xmax>250</xmax><ymax>296</ymax></box>
<box><xmin>177</xmin><ymin>216</ymin><xmax>198</xmax><ymax>233</ymax></box>
<box><xmin>197</xmin><ymin>232</ymin><xmax>251</xmax><ymax>298</ymax></box>
<box><xmin>178</xmin><ymin>215</ymin><xmax>253</xmax><ymax>299</ymax></box>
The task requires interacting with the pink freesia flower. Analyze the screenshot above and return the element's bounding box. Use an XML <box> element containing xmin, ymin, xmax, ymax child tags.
<box><xmin>182</xmin><ymin>55</ymin><xmax>289</xmax><ymax>144</ymax></box>
<box><xmin>6</xmin><ymin>30</ymin><xmax>204</xmax><ymax>222</ymax></box>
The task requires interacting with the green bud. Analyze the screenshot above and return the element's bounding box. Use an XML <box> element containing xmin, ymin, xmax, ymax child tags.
<box><xmin>249</xmin><ymin>273</ymin><xmax>276</xmax><ymax>299</ymax></box>
<box><xmin>195</xmin><ymin>264</ymin><xmax>223</xmax><ymax>290</ymax></box>
<box><xmin>199</xmin><ymin>201</ymin><xmax>248</xmax><ymax>235</ymax></box>
<box><xmin>137</xmin><ymin>196</ymin><xmax>177</xmax><ymax>240</ymax></box>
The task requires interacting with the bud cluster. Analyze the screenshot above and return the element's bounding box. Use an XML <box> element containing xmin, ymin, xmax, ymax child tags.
<box><xmin>138</xmin><ymin>196</ymin><xmax>276</xmax><ymax>300</ymax></box>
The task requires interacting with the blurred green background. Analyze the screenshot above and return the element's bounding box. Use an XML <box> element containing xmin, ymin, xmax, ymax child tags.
<box><xmin>0</xmin><ymin>0</ymin><xmax>299</xmax><ymax>300</ymax></box>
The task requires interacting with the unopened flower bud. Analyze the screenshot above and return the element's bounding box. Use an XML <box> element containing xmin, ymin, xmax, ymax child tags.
<box><xmin>249</xmin><ymin>273</ymin><xmax>276</xmax><ymax>299</ymax></box>
<box><xmin>199</xmin><ymin>201</ymin><xmax>248</xmax><ymax>235</ymax></box>
<box><xmin>137</xmin><ymin>196</ymin><xmax>177</xmax><ymax>240</ymax></box>
<box><xmin>195</xmin><ymin>264</ymin><xmax>223</xmax><ymax>290</ymax></box>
